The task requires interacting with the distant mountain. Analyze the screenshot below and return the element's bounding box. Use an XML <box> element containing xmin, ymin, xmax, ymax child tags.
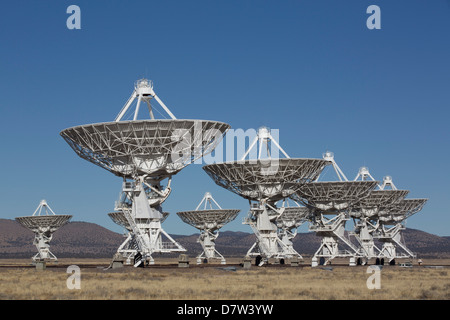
<box><xmin>0</xmin><ymin>219</ymin><xmax>124</xmax><ymax>259</ymax></box>
<box><xmin>0</xmin><ymin>219</ymin><xmax>449</xmax><ymax>259</ymax></box>
<box><xmin>401</xmin><ymin>228</ymin><xmax>450</xmax><ymax>258</ymax></box>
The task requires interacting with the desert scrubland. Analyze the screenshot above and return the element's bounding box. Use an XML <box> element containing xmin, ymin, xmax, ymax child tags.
<box><xmin>0</xmin><ymin>258</ymin><xmax>449</xmax><ymax>300</ymax></box>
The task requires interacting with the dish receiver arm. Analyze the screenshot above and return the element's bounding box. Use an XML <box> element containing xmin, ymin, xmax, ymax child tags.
<box><xmin>114</xmin><ymin>79</ymin><xmax>177</xmax><ymax>122</ymax></box>
<box><xmin>240</xmin><ymin>126</ymin><xmax>290</xmax><ymax>161</ymax></box>
<box><xmin>115</xmin><ymin>91</ymin><xmax>138</xmax><ymax>122</ymax></box>
<box><xmin>152</xmin><ymin>93</ymin><xmax>176</xmax><ymax>120</ymax></box>
<box><xmin>195</xmin><ymin>192</ymin><xmax>223</xmax><ymax>210</ymax></box>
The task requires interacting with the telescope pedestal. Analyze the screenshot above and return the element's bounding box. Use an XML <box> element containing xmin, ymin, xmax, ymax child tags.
<box><xmin>350</xmin><ymin>218</ymin><xmax>381</xmax><ymax>261</ymax></box>
<box><xmin>115</xmin><ymin>179</ymin><xmax>186</xmax><ymax>266</ymax></box>
<box><xmin>310</xmin><ymin>212</ymin><xmax>359</xmax><ymax>266</ymax></box>
<box><xmin>278</xmin><ymin>229</ymin><xmax>298</xmax><ymax>258</ymax></box>
<box><xmin>375</xmin><ymin>224</ymin><xmax>415</xmax><ymax>263</ymax></box>
<box><xmin>196</xmin><ymin>231</ymin><xmax>226</xmax><ymax>264</ymax></box>
<box><xmin>244</xmin><ymin>203</ymin><xmax>302</xmax><ymax>265</ymax></box>
<box><xmin>32</xmin><ymin>232</ymin><xmax>58</xmax><ymax>262</ymax></box>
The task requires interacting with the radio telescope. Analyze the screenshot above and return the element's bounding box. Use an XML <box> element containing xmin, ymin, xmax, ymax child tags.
<box><xmin>274</xmin><ymin>198</ymin><xmax>310</xmax><ymax>262</ymax></box>
<box><xmin>16</xmin><ymin>200</ymin><xmax>72</xmax><ymax>262</ymax></box>
<box><xmin>369</xmin><ymin>175</ymin><xmax>427</xmax><ymax>264</ymax></box>
<box><xmin>203</xmin><ymin>127</ymin><xmax>330</xmax><ymax>265</ymax></box>
<box><xmin>293</xmin><ymin>152</ymin><xmax>379</xmax><ymax>266</ymax></box>
<box><xmin>177</xmin><ymin>192</ymin><xmax>240</xmax><ymax>264</ymax></box>
<box><xmin>61</xmin><ymin>78</ymin><xmax>230</xmax><ymax>266</ymax></box>
<box><xmin>375</xmin><ymin>197</ymin><xmax>427</xmax><ymax>263</ymax></box>
<box><xmin>351</xmin><ymin>169</ymin><xmax>411</xmax><ymax>264</ymax></box>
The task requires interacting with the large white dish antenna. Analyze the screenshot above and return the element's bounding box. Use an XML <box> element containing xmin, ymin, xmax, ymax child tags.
<box><xmin>203</xmin><ymin>158</ymin><xmax>330</xmax><ymax>202</ymax></box>
<box><xmin>295</xmin><ymin>180</ymin><xmax>379</xmax><ymax>212</ymax></box>
<box><xmin>61</xmin><ymin>119</ymin><xmax>230</xmax><ymax>179</ymax></box>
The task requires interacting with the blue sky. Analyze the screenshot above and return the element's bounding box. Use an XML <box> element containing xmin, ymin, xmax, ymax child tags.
<box><xmin>0</xmin><ymin>1</ymin><xmax>449</xmax><ymax>236</ymax></box>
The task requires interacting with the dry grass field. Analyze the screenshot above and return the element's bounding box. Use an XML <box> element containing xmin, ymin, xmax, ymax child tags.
<box><xmin>0</xmin><ymin>258</ymin><xmax>449</xmax><ymax>300</ymax></box>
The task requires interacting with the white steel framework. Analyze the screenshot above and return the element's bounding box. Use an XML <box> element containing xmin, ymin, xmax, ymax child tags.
<box><xmin>108</xmin><ymin>209</ymin><xmax>171</xmax><ymax>265</ymax></box>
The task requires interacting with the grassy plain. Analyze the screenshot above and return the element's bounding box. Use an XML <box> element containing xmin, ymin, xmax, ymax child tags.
<box><xmin>0</xmin><ymin>258</ymin><xmax>449</xmax><ymax>300</ymax></box>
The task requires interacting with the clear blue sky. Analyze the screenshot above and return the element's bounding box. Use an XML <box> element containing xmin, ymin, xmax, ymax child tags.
<box><xmin>0</xmin><ymin>1</ymin><xmax>449</xmax><ymax>236</ymax></box>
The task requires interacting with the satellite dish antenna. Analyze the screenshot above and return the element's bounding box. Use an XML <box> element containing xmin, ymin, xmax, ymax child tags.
<box><xmin>15</xmin><ymin>200</ymin><xmax>72</xmax><ymax>263</ymax></box>
<box><xmin>366</xmin><ymin>173</ymin><xmax>426</xmax><ymax>263</ymax></box>
<box><xmin>177</xmin><ymin>192</ymin><xmax>240</xmax><ymax>264</ymax></box>
<box><xmin>203</xmin><ymin>127</ymin><xmax>330</xmax><ymax>265</ymax></box>
<box><xmin>61</xmin><ymin>79</ymin><xmax>230</xmax><ymax>267</ymax></box>
<box><xmin>293</xmin><ymin>152</ymin><xmax>379</xmax><ymax>266</ymax></box>
<box><xmin>375</xmin><ymin>197</ymin><xmax>427</xmax><ymax>264</ymax></box>
<box><xmin>351</xmin><ymin>167</ymin><xmax>427</xmax><ymax>264</ymax></box>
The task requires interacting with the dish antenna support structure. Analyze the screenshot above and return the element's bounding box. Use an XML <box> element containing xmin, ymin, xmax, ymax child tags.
<box><xmin>107</xmin><ymin>210</ymin><xmax>170</xmax><ymax>265</ymax></box>
<box><xmin>177</xmin><ymin>192</ymin><xmax>240</xmax><ymax>264</ymax></box>
<box><xmin>274</xmin><ymin>198</ymin><xmax>310</xmax><ymax>261</ymax></box>
<box><xmin>242</xmin><ymin>127</ymin><xmax>302</xmax><ymax>262</ymax></box>
<box><xmin>15</xmin><ymin>200</ymin><xmax>72</xmax><ymax>262</ymax></box>
<box><xmin>351</xmin><ymin>168</ymin><xmax>411</xmax><ymax>264</ymax></box>
<box><xmin>61</xmin><ymin>78</ymin><xmax>230</xmax><ymax>267</ymax></box>
<box><xmin>373</xmin><ymin>175</ymin><xmax>427</xmax><ymax>263</ymax></box>
<box><xmin>294</xmin><ymin>152</ymin><xmax>378</xmax><ymax>266</ymax></box>
<box><xmin>204</xmin><ymin>127</ymin><xmax>329</xmax><ymax>265</ymax></box>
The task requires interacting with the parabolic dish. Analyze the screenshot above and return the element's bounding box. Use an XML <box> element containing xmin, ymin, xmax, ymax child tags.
<box><xmin>108</xmin><ymin>211</ymin><xmax>170</xmax><ymax>230</ymax></box>
<box><xmin>203</xmin><ymin>158</ymin><xmax>330</xmax><ymax>202</ymax></box>
<box><xmin>352</xmin><ymin>189</ymin><xmax>409</xmax><ymax>218</ymax></box>
<box><xmin>176</xmin><ymin>209</ymin><xmax>240</xmax><ymax>231</ymax></box>
<box><xmin>15</xmin><ymin>215</ymin><xmax>72</xmax><ymax>233</ymax></box>
<box><xmin>378</xmin><ymin>198</ymin><xmax>428</xmax><ymax>223</ymax></box>
<box><xmin>294</xmin><ymin>181</ymin><xmax>379</xmax><ymax>211</ymax></box>
<box><xmin>275</xmin><ymin>206</ymin><xmax>310</xmax><ymax>227</ymax></box>
<box><xmin>61</xmin><ymin>120</ymin><xmax>230</xmax><ymax>179</ymax></box>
